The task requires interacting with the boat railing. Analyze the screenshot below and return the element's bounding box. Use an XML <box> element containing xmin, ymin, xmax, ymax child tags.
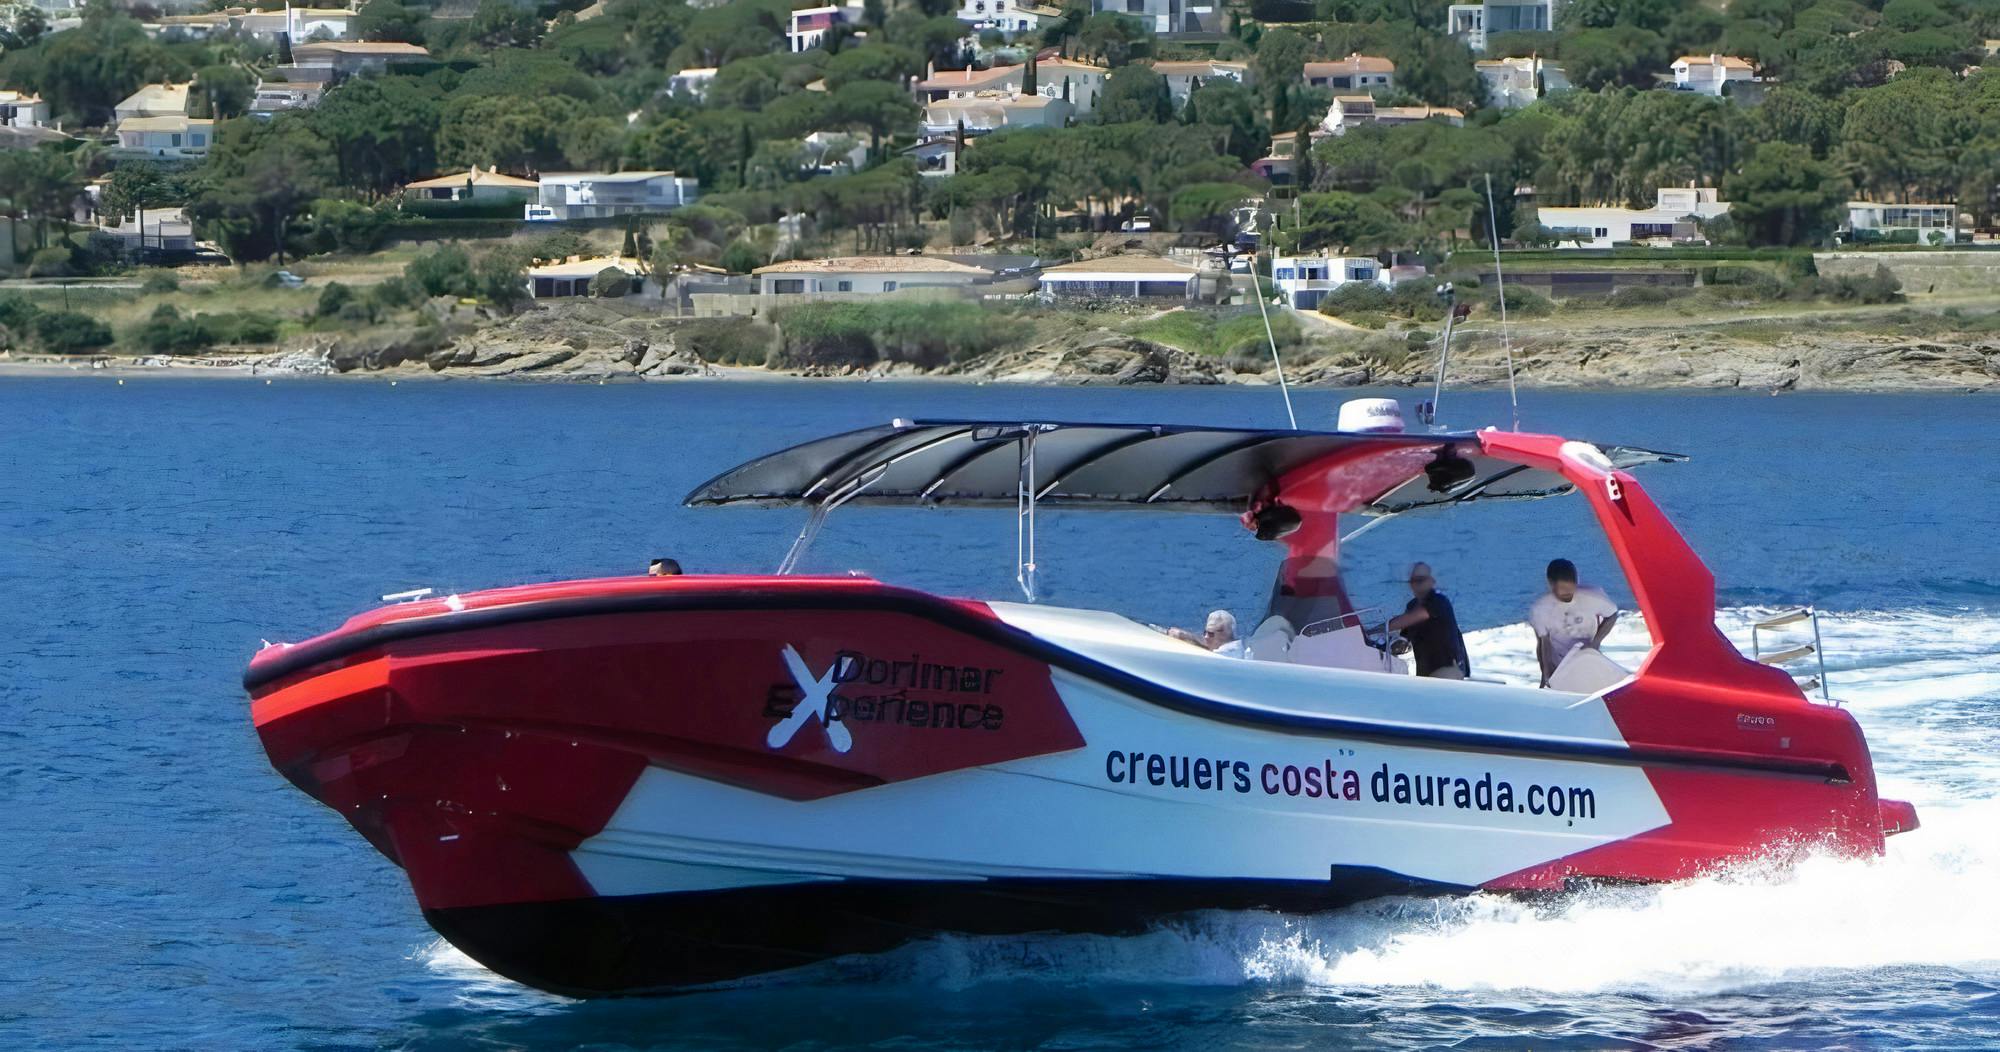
<box><xmin>1751</xmin><ymin>606</ymin><xmax>1832</xmax><ymax>703</ymax></box>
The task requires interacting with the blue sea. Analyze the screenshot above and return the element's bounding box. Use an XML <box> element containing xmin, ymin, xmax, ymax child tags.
<box><xmin>4</xmin><ymin>376</ymin><xmax>1998</xmax><ymax>1050</ymax></box>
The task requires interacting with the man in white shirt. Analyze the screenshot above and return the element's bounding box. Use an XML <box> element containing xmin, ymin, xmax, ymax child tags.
<box><xmin>1530</xmin><ymin>558</ymin><xmax>1619</xmax><ymax>687</ymax></box>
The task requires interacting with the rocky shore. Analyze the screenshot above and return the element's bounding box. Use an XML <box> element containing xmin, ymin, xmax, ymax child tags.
<box><xmin>7</xmin><ymin>298</ymin><xmax>1996</xmax><ymax>391</ymax></box>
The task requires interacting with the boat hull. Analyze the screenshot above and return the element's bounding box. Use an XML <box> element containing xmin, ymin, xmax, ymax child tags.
<box><xmin>249</xmin><ymin>577</ymin><xmax>1905</xmax><ymax>997</ymax></box>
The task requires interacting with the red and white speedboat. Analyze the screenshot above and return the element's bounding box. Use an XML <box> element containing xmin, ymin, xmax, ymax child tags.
<box><xmin>247</xmin><ymin>416</ymin><xmax>1917</xmax><ymax>997</ymax></box>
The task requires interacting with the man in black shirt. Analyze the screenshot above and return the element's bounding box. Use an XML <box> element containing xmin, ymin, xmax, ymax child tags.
<box><xmin>1382</xmin><ymin>562</ymin><xmax>1470</xmax><ymax>679</ymax></box>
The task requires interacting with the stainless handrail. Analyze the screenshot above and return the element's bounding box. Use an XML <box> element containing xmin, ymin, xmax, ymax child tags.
<box><xmin>1752</xmin><ymin>606</ymin><xmax>1832</xmax><ymax>703</ymax></box>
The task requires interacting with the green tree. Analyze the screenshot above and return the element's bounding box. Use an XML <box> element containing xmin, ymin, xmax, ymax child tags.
<box><xmin>1077</xmin><ymin>12</ymin><xmax>1151</xmax><ymax>67</ymax></box>
<box><xmin>827</xmin><ymin>79</ymin><xmax>920</xmax><ymax>157</ymax></box>
<box><xmin>1187</xmin><ymin>79</ymin><xmax>1266</xmax><ymax>164</ymax></box>
<box><xmin>186</xmin><ymin>117</ymin><xmax>334</xmax><ymax>264</ymax></box>
<box><xmin>1095</xmin><ymin>65</ymin><xmax>1171</xmax><ymax>124</ymax></box>
<box><xmin>309</xmin><ymin>73</ymin><xmax>443</xmax><ymax>196</ymax></box>
<box><xmin>1722</xmin><ymin>142</ymin><xmax>1848</xmax><ymax>245</ymax></box>
<box><xmin>352</xmin><ymin>0</ymin><xmax>426</xmax><ymax>42</ymax></box>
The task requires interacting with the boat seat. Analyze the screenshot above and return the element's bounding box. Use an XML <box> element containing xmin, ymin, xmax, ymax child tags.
<box><xmin>1241</xmin><ymin>615</ymin><xmax>1296</xmax><ymax>662</ymax></box>
<box><xmin>1547</xmin><ymin>645</ymin><xmax>1631</xmax><ymax>694</ymax></box>
<box><xmin>1288</xmin><ymin>624</ymin><xmax>1404</xmax><ymax>675</ymax></box>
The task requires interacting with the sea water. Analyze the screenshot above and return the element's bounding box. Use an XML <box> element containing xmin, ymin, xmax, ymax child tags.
<box><xmin>2</xmin><ymin>377</ymin><xmax>1996</xmax><ymax>1049</ymax></box>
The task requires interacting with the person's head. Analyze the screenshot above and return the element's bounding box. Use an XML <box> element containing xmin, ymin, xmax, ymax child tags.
<box><xmin>1407</xmin><ymin>561</ymin><xmax>1435</xmax><ymax>598</ymax></box>
<box><xmin>1546</xmin><ymin>558</ymin><xmax>1578</xmax><ymax>601</ymax></box>
<box><xmin>649</xmin><ymin>558</ymin><xmax>683</xmax><ymax>576</ymax></box>
<box><xmin>1203</xmin><ymin>609</ymin><xmax>1238</xmax><ymax>648</ymax></box>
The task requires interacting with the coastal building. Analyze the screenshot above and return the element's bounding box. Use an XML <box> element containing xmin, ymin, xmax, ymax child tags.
<box><xmin>114</xmin><ymin>115</ymin><xmax>215</xmax><ymax>159</ymax></box>
<box><xmin>955</xmin><ymin>0</ymin><xmax>1063</xmax><ymax>33</ymax></box>
<box><xmin>91</xmin><ymin>206</ymin><xmax>197</xmax><ymax>260</ymax></box>
<box><xmin>114</xmin><ymin>82</ymin><xmax>191</xmax><ymax>123</ymax></box>
<box><xmin>1268</xmin><ymin>252</ymin><xmax>1388</xmax><ymax>310</ymax></box>
<box><xmin>1843</xmin><ymin>201</ymin><xmax>1960</xmax><ymax>243</ymax></box>
<box><xmin>1088</xmin><ymin>0</ymin><xmax>1219</xmax><ymax>35</ymax></box>
<box><xmin>1148</xmin><ymin>59</ymin><xmax>1251</xmax><ymax>105</ymax></box>
<box><xmin>1534</xmin><ymin>187</ymin><xmax>1730</xmax><ymax>249</ymax></box>
<box><xmin>903</xmin><ymin>137</ymin><xmax>960</xmax><ymax>178</ymax></box>
<box><xmin>1474</xmin><ymin>56</ymin><xmax>1568</xmax><ymax>109</ymax></box>
<box><xmin>526</xmin><ymin>172</ymin><xmax>700</xmax><ymax>221</ymax></box>
<box><xmin>1301</xmin><ymin>55</ymin><xmax>1395</xmax><ymax>93</ymax></box>
<box><xmin>1671</xmin><ymin>54</ymin><xmax>1757</xmax><ymax>96</ymax></box>
<box><xmin>665</xmin><ymin>67</ymin><xmax>718</xmax><ymax>101</ymax></box>
<box><xmin>0</xmin><ymin>90</ymin><xmax>51</xmax><ymax>129</ymax></box>
<box><xmin>233</xmin><ymin>6</ymin><xmax>357</xmax><ymax>39</ymax></box>
<box><xmin>403</xmin><ymin>166</ymin><xmax>540</xmax><ymax>203</ymax></box>
<box><xmin>1037</xmin><ymin>254</ymin><xmax>1200</xmax><ymax>301</ymax></box>
<box><xmin>753</xmin><ymin>255</ymin><xmax>989</xmax><ymax>297</ymax></box>
<box><xmin>916</xmin><ymin>57</ymin><xmax>1106</xmax><ymax>114</ymax></box>
<box><xmin>917</xmin><ymin>63</ymin><xmax>1024</xmax><ymax>103</ymax></box>
<box><xmin>1320</xmin><ymin>96</ymin><xmax>1464</xmax><ymax>135</ymax></box>
<box><xmin>802</xmin><ymin>130</ymin><xmax>870</xmax><ymax>174</ymax></box>
<box><xmin>1447</xmin><ymin>0</ymin><xmax>1559</xmax><ymax>53</ymax></box>
<box><xmin>249</xmin><ymin>79</ymin><xmax>327</xmax><ymax>116</ymax></box>
<box><xmin>289</xmin><ymin>41</ymin><xmax>432</xmax><ymax>82</ymax></box>
<box><xmin>923</xmin><ymin>92</ymin><xmax>1072</xmax><ymax>135</ymax></box>
<box><xmin>1251</xmin><ymin>129</ymin><xmax>1325</xmax><ymax>185</ymax></box>
<box><xmin>788</xmin><ymin>1</ymin><xmax>864</xmax><ymax>52</ymax></box>
<box><xmin>526</xmin><ymin>256</ymin><xmax>651</xmax><ymax>299</ymax></box>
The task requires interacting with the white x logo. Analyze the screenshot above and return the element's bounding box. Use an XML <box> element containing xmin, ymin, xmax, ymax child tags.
<box><xmin>768</xmin><ymin>645</ymin><xmax>853</xmax><ymax>753</ymax></box>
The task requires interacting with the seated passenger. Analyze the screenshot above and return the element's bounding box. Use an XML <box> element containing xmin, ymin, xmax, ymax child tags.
<box><xmin>648</xmin><ymin>558</ymin><xmax>683</xmax><ymax>576</ymax></box>
<box><xmin>1381</xmin><ymin>561</ymin><xmax>1470</xmax><ymax>679</ymax></box>
<box><xmin>1169</xmin><ymin>610</ymin><xmax>1246</xmax><ymax>657</ymax></box>
<box><xmin>1531</xmin><ymin>558</ymin><xmax>1620</xmax><ymax>688</ymax></box>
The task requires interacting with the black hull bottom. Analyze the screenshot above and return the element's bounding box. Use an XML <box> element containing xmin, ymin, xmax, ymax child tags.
<box><xmin>425</xmin><ymin>869</ymin><xmax>1462</xmax><ymax>997</ymax></box>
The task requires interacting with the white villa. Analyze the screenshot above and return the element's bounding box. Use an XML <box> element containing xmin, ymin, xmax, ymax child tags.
<box><xmin>752</xmin><ymin>256</ymin><xmax>988</xmax><ymax>296</ymax></box>
<box><xmin>93</xmin><ymin>206</ymin><xmax>197</xmax><ymax>257</ymax></box>
<box><xmin>665</xmin><ymin>67</ymin><xmax>718</xmax><ymax>101</ymax></box>
<box><xmin>923</xmin><ymin>92</ymin><xmax>1072</xmax><ymax>135</ymax></box>
<box><xmin>915</xmin><ymin>57</ymin><xmax>1107</xmax><ymax>115</ymax></box>
<box><xmin>1089</xmin><ymin>0</ymin><xmax>1216</xmax><ymax>35</ymax></box>
<box><xmin>1268</xmin><ymin>252</ymin><xmax>1389</xmax><ymax>310</ymax></box>
<box><xmin>788</xmin><ymin>1</ymin><xmax>864</xmax><ymax>52</ymax></box>
<box><xmin>404</xmin><ymin>166</ymin><xmax>540</xmax><ymax>203</ymax></box>
<box><xmin>526</xmin><ymin>172</ymin><xmax>700</xmax><ymax>222</ymax></box>
<box><xmin>1038</xmin><ymin>255</ymin><xmax>1200</xmax><ymax>301</ymax></box>
<box><xmin>1475</xmin><ymin>56</ymin><xmax>1568</xmax><ymax>109</ymax></box>
<box><xmin>289</xmin><ymin>41</ymin><xmax>432</xmax><ymax>79</ymax></box>
<box><xmin>1535</xmin><ymin>187</ymin><xmax>1730</xmax><ymax>249</ymax></box>
<box><xmin>1302</xmin><ymin>55</ymin><xmax>1395</xmax><ymax>93</ymax></box>
<box><xmin>1672</xmin><ymin>54</ymin><xmax>1758</xmax><ymax>96</ymax></box>
<box><xmin>113</xmin><ymin>82</ymin><xmax>191</xmax><ymax>123</ymax></box>
<box><xmin>1448</xmin><ymin>0</ymin><xmax>1558</xmax><ymax>52</ymax></box>
<box><xmin>115</xmin><ymin>115</ymin><xmax>214</xmax><ymax>159</ymax></box>
<box><xmin>527</xmin><ymin>256</ymin><xmax>652</xmax><ymax>299</ymax></box>
<box><xmin>956</xmin><ymin>0</ymin><xmax>1063</xmax><ymax>33</ymax></box>
<box><xmin>1843</xmin><ymin>201</ymin><xmax>1960</xmax><ymax>243</ymax></box>
<box><xmin>1148</xmin><ymin>60</ymin><xmax>1251</xmax><ymax>105</ymax></box>
<box><xmin>1321</xmin><ymin>96</ymin><xmax>1464</xmax><ymax>135</ymax></box>
<box><xmin>0</xmin><ymin>90</ymin><xmax>51</xmax><ymax>128</ymax></box>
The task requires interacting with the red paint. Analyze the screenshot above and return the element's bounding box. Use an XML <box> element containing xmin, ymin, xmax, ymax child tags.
<box><xmin>251</xmin><ymin>582</ymin><xmax>1079</xmax><ymax>910</ymax></box>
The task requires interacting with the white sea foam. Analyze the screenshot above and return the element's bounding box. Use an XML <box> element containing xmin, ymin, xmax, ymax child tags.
<box><xmin>427</xmin><ymin>607</ymin><xmax>2000</xmax><ymax>998</ymax></box>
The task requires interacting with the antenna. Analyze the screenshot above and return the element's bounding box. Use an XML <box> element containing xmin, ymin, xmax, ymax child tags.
<box><xmin>1484</xmin><ymin>172</ymin><xmax>1520</xmax><ymax>431</ymax></box>
<box><xmin>1252</xmin><ymin>208</ymin><xmax>1299</xmax><ymax>429</ymax></box>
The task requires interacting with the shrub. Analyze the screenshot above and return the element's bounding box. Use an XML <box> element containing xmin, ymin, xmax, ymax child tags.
<box><xmin>526</xmin><ymin>230</ymin><xmax>595</xmax><ymax>264</ymax></box>
<box><xmin>588</xmin><ymin>266</ymin><xmax>631</xmax><ymax>298</ymax></box>
<box><xmin>26</xmin><ymin>247</ymin><xmax>72</xmax><ymax>278</ymax></box>
<box><xmin>141</xmin><ymin>271</ymin><xmax>182</xmax><ymax>295</ymax></box>
<box><xmin>678</xmin><ymin>317</ymin><xmax>774</xmax><ymax>365</ymax></box>
<box><xmin>32</xmin><ymin>311</ymin><xmax>114</xmax><ymax>353</ymax></box>
<box><xmin>135</xmin><ymin>304</ymin><xmax>217</xmax><ymax>355</ymax></box>
<box><xmin>308</xmin><ymin>199</ymin><xmax>392</xmax><ymax>254</ymax></box>
<box><xmin>405</xmin><ymin>245</ymin><xmax>476</xmax><ymax>298</ymax></box>
<box><xmin>717</xmin><ymin>237</ymin><xmax>766</xmax><ymax>275</ymax></box>
<box><xmin>0</xmin><ymin>293</ymin><xmax>41</xmax><ymax>335</ymax></box>
<box><xmin>369</xmin><ymin>275</ymin><xmax>419</xmax><ymax>311</ymax></box>
<box><xmin>316</xmin><ymin>281</ymin><xmax>354</xmax><ymax>317</ymax></box>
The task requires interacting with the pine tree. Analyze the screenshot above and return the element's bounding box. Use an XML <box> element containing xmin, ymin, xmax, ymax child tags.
<box><xmin>1022</xmin><ymin>51</ymin><xmax>1037</xmax><ymax>95</ymax></box>
<box><xmin>1293</xmin><ymin>124</ymin><xmax>1315</xmax><ymax>189</ymax></box>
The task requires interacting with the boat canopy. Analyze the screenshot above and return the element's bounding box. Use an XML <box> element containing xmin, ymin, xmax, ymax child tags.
<box><xmin>684</xmin><ymin>420</ymin><xmax>1682</xmax><ymax>518</ymax></box>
